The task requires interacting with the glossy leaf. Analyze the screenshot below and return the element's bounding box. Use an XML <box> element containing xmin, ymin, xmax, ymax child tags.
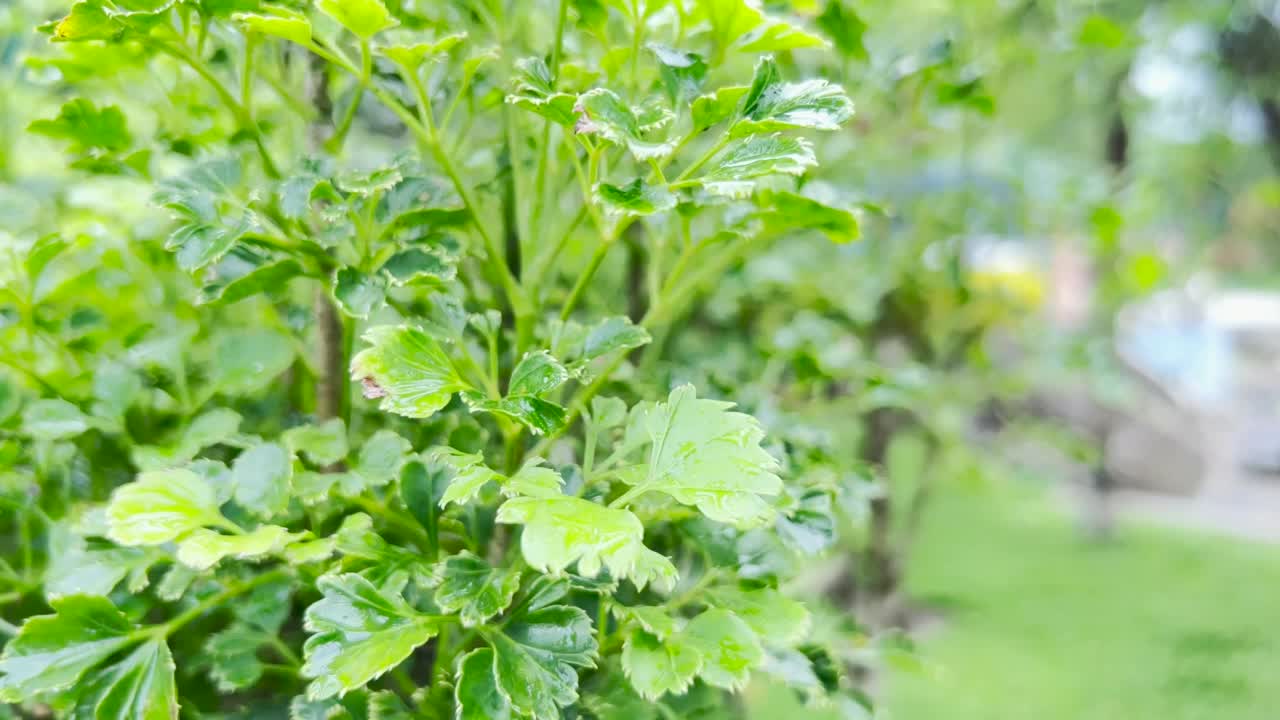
<box><xmin>317</xmin><ymin>0</ymin><xmax>397</xmax><ymax>38</ymax></box>
<box><xmin>575</xmin><ymin>89</ymin><xmax>676</xmax><ymax>161</ymax></box>
<box><xmin>435</xmin><ymin>553</ymin><xmax>521</xmax><ymax>626</ymax></box>
<box><xmin>379</xmin><ymin>32</ymin><xmax>467</xmax><ymax>67</ymax></box>
<box><xmin>350</xmin><ymin>325</ymin><xmax>472</xmax><ymax>419</ymax></box>
<box><xmin>302</xmin><ymin>573</ymin><xmax>441</xmax><ymax>699</ymax></box>
<box><xmin>707</xmin><ymin>586</ymin><xmax>810</xmax><ymax>644</ymax></box>
<box><xmin>176</xmin><ymin>524</ymin><xmax>296</xmax><ymax>570</ymax></box>
<box><xmin>456</xmin><ymin>648</ymin><xmax>512</xmax><ymax>720</ymax></box>
<box><xmin>596</xmin><ymin>180</ymin><xmax>677</xmax><ymax>217</ymax></box>
<box><xmin>433</xmin><ymin>448</ymin><xmax>501</xmax><ymax>507</ymax></box>
<box><xmin>621</xmin><ymin>629</ymin><xmax>702</xmax><ymax>700</ymax></box>
<box><xmin>490</xmin><ymin>604</ymin><xmax>597</xmax><ymax>718</ymax></box>
<box><xmin>233</xmin><ymin>6</ymin><xmax>312</xmax><ymax>44</ymax></box>
<box><xmin>622</xmin><ymin>385</ymin><xmax>783</xmax><ymax>527</ymax></box>
<box><xmin>737</xmin><ymin>56</ymin><xmax>853</xmax><ymax>135</ymax></box>
<box><xmin>699</xmin><ymin>134</ymin><xmax>817</xmax><ymax>197</ymax></box>
<box><xmin>284</xmin><ymin>419</ymin><xmax>349</xmax><ymax>467</ymax></box>
<box><xmin>106</xmin><ymin>469</ymin><xmax>225</xmax><ymax>546</ymax></box>
<box><xmin>81</xmin><ymin>638</ymin><xmax>179</xmax><ymax>719</ymax></box>
<box><xmin>333</xmin><ymin>267</ymin><xmax>387</xmax><ymax>318</ymax></box>
<box><xmin>496</xmin><ymin>495</ymin><xmax>676</xmax><ymax>591</ymax></box>
<box><xmin>683</xmin><ymin>608</ymin><xmax>764</xmax><ymax>691</ymax></box>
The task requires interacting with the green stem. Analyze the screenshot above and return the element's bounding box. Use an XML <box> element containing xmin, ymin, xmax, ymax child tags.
<box><xmin>673</xmin><ymin>132</ymin><xmax>732</xmax><ymax>183</ymax></box>
<box><xmin>326</xmin><ymin>38</ymin><xmax>370</xmax><ymax>153</ymax></box>
<box><xmin>559</xmin><ymin>238</ymin><xmax>612</xmax><ymax>322</ymax></box>
<box><xmin>158</xmin><ymin>569</ymin><xmax>290</xmax><ymax>638</ymax></box>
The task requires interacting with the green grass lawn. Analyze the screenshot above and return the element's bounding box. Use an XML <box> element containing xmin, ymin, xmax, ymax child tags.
<box><xmin>753</xmin><ymin>481</ymin><xmax>1280</xmax><ymax>719</ymax></box>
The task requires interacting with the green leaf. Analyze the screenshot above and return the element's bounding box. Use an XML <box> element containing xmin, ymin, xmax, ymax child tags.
<box><xmin>399</xmin><ymin>458</ymin><xmax>444</xmax><ymax>536</ymax></box>
<box><xmin>379</xmin><ymin>247</ymin><xmax>456</xmax><ymax>287</ymax></box>
<box><xmin>503</xmin><ymin>458</ymin><xmax>564</xmax><ymax>498</ymax></box>
<box><xmin>106</xmin><ymin>469</ymin><xmax>225</xmax><ymax>546</ymax></box>
<box><xmin>736</xmin><ymin>56</ymin><xmax>853</xmax><ymax>135</ymax></box>
<box><xmin>45</xmin><ymin>538</ymin><xmax>155</xmax><ymax>599</ymax></box>
<box><xmin>233</xmin><ymin>5</ymin><xmax>312</xmax><ymax>44</ymax></box>
<box><xmin>22</xmin><ymin>399</ymin><xmax>88</xmax><ymax>440</ymax></box>
<box><xmin>350</xmin><ymin>325</ymin><xmax>472</xmax><ymax>419</ymax></box>
<box><xmin>0</xmin><ymin>595</ymin><xmax>133</xmax><ymax>700</ymax></box>
<box><xmin>176</xmin><ymin>524</ymin><xmax>296</xmax><ymax>570</ymax></box>
<box><xmin>612</xmin><ymin>604</ymin><xmax>678</xmax><ymax>640</ymax></box>
<box><xmin>506</xmin><ymin>57</ymin><xmax>577</xmax><ymax>126</ymax></box>
<box><xmin>78</xmin><ymin>638</ymin><xmax>178</xmax><ymax>720</ymax></box>
<box><xmin>455</xmin><ymin>648</ymin><xmax>512</xmax><ymax>720</ymax></box>
<box><xmin>575</xmin><ymin>89</ymin><xmax>676</xmax><ymax>161</ymax></box>
<box><xmin>434</xmin><ymin>553</ymin><xmax>521</xmax><ymax>627</ymax></box>
<box><xmin>509</xmin><ymin>351</ymin><xmax>570</xmax><ymax>396</ymax></box>
<box><xmin>131</xmin><ymin>408</ymin><xmax>242</xmax><ymax>471</ymax></box>
<box><xmin>736</xmin><ymin>19</ymin><xmax>827</xmax><ymax>53</ymax></box>
<box><xmin>333</xmin><ymin>267</ymin><xmax>387</xmax><ymax>319</ymax></box>
<box><xmin>316</xmin><ymin>0</ymin><xmax>397</xmax><ymax>38</ymax></box>
<box><xmin>29</xmin><ymin>98</ymin><xmax>131</xmax><ymax>153</ymax></box>
<box><xmin>816</xmin><ymin>0</ymin><xmax>868</xmax><ymax>60</ymax></box>
<box><xmin>232</xmin><ymin>442</ymin><xmax>293</xmax><ymax>520</ymax></box>
<box><xmin>595</xmin><ymin>180</ymin><xmax>677</xmax><ymax>217</ymax></box>
<box><xmin>760</xmin><ymin>188</ymin><xmax>859</xmax><ymax>243</ymax></box>
<box><xmin>205</xmin><ymin>624</ymin><xmax>266</xmax><ymax>692</ymax></box>
<box><xmin>650</xmin><ymin>45</ymin><xmax>707</xmax><ymax>103</ymax></box>
<box><xmin>683</xmin><ymin>608</ymin><xmax>764</xmax><ymax>691</ymax></box>
<box><xmin>698</xmin><ymin>134</ymin><xmax>816</xmax><ymax>198</ymax></box>
<box><xmin>490</xmin><ymin>604</ymin><xmax>597</xmax><ymax>719</ymax></box>
<box><xmin>48</xmin><ymin>1</ymin><xmax>124</xmax><ymax>42</ymax></box>
<box><xmin>691</xmin><ymin>86</ymin><xmax>748</xmax><ymax>131</ymax></box>
<box><xmin>433</xmin><ymin>448</ymin><xmax>501</xmax><ymax>508</ymax></box>
<box><xmin>212</xmin><ymin>329</ymin><xmax>296</xmax><ymax>395</ymax></box>
<box><xmin>582</xmin><ymin>316</ymin><xmax>651</xmax><ymax>361</ymax></box>
<box><xmin>464</xmin><ymin>395</ymin><xmax>567</xmax><ymax>436</ymax></box>
<box><xmin>284</xmin><ymin>419</ymin><xmax>349</xmax><ymax>466</ymax></box>
<box><xmin>302</xmin><ymin>574</ymin><xmax>441</xmax><ymax>699</ymax></box>
<box><xmin>590</xmin><ymin>396</ymin><xmax>628</xmax><ymax>429</ymax></box>
<box><xmin>707</xmin><ymin>587</ymin><xmax>810</xmax><ymax>645</ymax></box>
<box><xmin>496</xmin><ymin>495</ymin><xmax>676</xmax><ymax>591</ymax></box>
<box><xmin>200</xmin><ymin>256</ymin><xmax>304</xmax><ymax>305</ymax></box>
<box><xmin>379</xmin><ymin>32</ymin><xmax>467</xmax><ymax>67</ymax></box>
<box><xmin>351</xmin><ymin>430</ymin><xmax>412</xmax><ymax>488</ymax></box>
<box><xmin>621</xmin><ymin>629</ymin><xmax>702</xmax><ymax>700</ymax></box>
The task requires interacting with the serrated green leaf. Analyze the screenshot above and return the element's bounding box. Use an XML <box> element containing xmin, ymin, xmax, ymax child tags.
<box><xmin>49</xmin><ymin>1</ymin><xmax>124</xmax><ymax>42</ymax></box>
<box><xmin>379</xmin><ymin>247</ymin><xmax>456</xmax><ymax>286</ymax></box>
<box><xmin>506</xmin><ymin>57</ymin><xmax>577</xmax><ymax>126</ymax></box>
<box><xmin>432</xmin><ymin>448</ymin><xmax>501</xmax><ymax>508</ymax></box>
<box><xmin>350</xmin><ymin>325</ymin><xmax>472</xmax><ymax>419</ymax></box>
<box><xmin>622</xmin><ymin>385</ymin><xmax>782</xmax><ymax>527</ymax></box>
<box><xmin>692</xmin><ymin>86</ymin><xmax>748</xmax><ymax>131</ymax></box>
<box><xmin>456</xmin><ymin>648</ymin><xmax>512</xmax><ymax>720</ymax></box>
<box><xmin>398</xmin><ymin>458</ymin><xmax>444</xmax><ymax>537</ymax></box>
<box><xmin>176</xmin><ymin>524</ymin><xmax>296</xmax><ymax>570</ymax></box>
<box><xmin>464</xmin><ymin>394</ymin><xmax>567</xmax><ymax>436</ymax></box>
<box><xmin>612</xmin><ymin>604</ymin><xmax>678</xmax><ymax>640</ymax></box>
<box><xmin>736</xmin><ymin>56</ymin><xmax>853</xmax><ymax>135</ymax></box>
<box><xmin>435</xmin><ymin>553</ymin><xmax>521</xmax><ymax>627</ymax></box>
<box><xmin>302</xmin><ymin>573</ymin><xmax>440</xmax><ymax>699</ymax></box>
<box><xmin>333</xmin><ymin>267</ymin><xmax>387</xmax><ymax>319</ymax></box>
<box><xmin>233</xmin><ymin>5</ymin><xmax>312</xmax><ymax>44</ymax></box>
<box><xmin>131</xmin><ymin>408</ymin><xmax>242</xmax><ymax>471</ymax></box>
<box><xmin>817</xmin><ymin>0</ymin><xmax>868</xmax><ymax>59</ymax></box>
<box><xmin>683</xmin><ymin>608</ymin><xmax>763</xmax><ymax>691</ymax></box>
<box><xmin>22</xmin><ymin>399</ymin><xmax>88</xmax><ymax>440</ymax></box>
<box><xmin>575</xmin><ymin>89</ymin><xmax>676</xmax><ymax>161</ymax></box>
<box><xmin>200</xmin><ymin>256</ymin><xmax>304</xmax><ymax>305</ymax></box>
<box><xmin>106</xmin><ymin>469</ymin><xmax>225</xmax><ymax>546</ymax></box>
<box><xmin>29</xmin><ymin>98</ymin><xmax>131</xmax><ymax>153</ymax></box>
<box><xmin>0</xmin><ymin>595</ymin><xmax>133</xmax><ymax>701</ymax></box>
<box><xmin>79</xmin><ymin>638</ymin><xmax>178</xmax><ymax>720</ymax></box>
<box><xmin>379</xmin><ymin>32</ymin><xmax>467</xmax><ymax>67</ymax></box>
<box><xmin>490</xmin><ymin>604</ymin><xmax>597</xmax><ymax>719</ymax></box>
<box><xmin>284</xmin><ymin>419</ymin><xmax>349</xmax><ymax>466</ymax></box>
<box><xmin>595</xmin><ymin>180</ymin><xmax>676</xmax><ymax>217</ymax></box>
<box><xmin>316</xmin><ymin>0</ymin><xmax>397</xmax><ymax>38</ymax></box>
<box><xmin>707</xmin><ymin>586</ymin><xmax>810</xmax><ymax>644</ymax></box>
<box><xmin>205</xmin><ymin>624</ymin><xmax>266</xmax><ymax>692</ymax></box>
<box><xmin>503</xmin><ymin>458</ymin><xmax>563</xmax><ymax>498</ymax></box>
<box><xmin>621</xmin><ymin>629</ymin><xmax>702</xmax><ymax>700</ymax></box>
<box><xmin>737</xmin><ymin>19</ymin><xmax>827</xmax><ymax>53</ymax></box>
<box><xmin>650</xmin><ymin>45</ymin><xmax>707</xmax><ymax>103</ymax></box>
<box><xmin>232</xmin><ymin>442</ymin><xmax>293</xmax><ymax>520</ymax></box>
<box><xmin>496</xmin><ymin>495</ymin><xmax>676</xmax><ymax>591</ymax></box>
<box><xmin>698</xmin><ymin>134</ymin><xmax>816</xmax><ymax>197</ymax></box>
<box><xmin>212</xmin><ymin>328</ymin><xmax>296</xmax><ymax>395</ymax></box>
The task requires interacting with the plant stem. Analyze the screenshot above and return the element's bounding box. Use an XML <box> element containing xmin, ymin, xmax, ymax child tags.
<box><xmin>325</xmin><ymin>37</ymin><xmax>370</xmax><ymax>153</ymax></box>
<box><xmin>158</xmin><ymin>569</ymin><xmax>290</xmax><ymax>638</ymax></box>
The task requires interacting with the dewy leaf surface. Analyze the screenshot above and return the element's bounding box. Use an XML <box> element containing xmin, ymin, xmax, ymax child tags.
<box><xmin>456</xmin><ymin>648</ymin><xmax>512</xmax><ymax>720</ymax></box>
<box><xmin>489</xmin><ymin>604</ymin><xmax>597</xmax><ymax>719</ymax></box>
<box><xmin>302</xmin><ymin>573</ymin><xmax>440</xmax><ymax>699</ymax></box>
<box><xmin>625</xmin><ymin>385</ymin><xmax>783</xmax><ymax>527</ymax></box>
<box><xmin>621</xmin><ymin>629</ymin><xmax>703</xmax><ymax>700</ymax></box>
<box><xmin>350</xmin><ymin>325</ymin><xmax>472</xmax><ymax>419</ymax></box>
<box><xmin>81</xmin><ymin>638</ymin><xmax>179</xmax><ymax>720</ymax></box>
<box><xmin>496</xmin><ymin>495</ymin><xmax>676</xmax><ymax>591</ymax></box>
<box><xmin>434</xmin><ymin>553</ymin><xmax>522</xmax><ymax>627</ymax></box>
<box><xmin>575</xmin><ymin>89</ymin><xmax>676</xmax><ymax>161</ymax></box>
<box><xmin>737</xmin><ymin>56</ymin><xmax>853</xmax><ymax>135</ymax></box>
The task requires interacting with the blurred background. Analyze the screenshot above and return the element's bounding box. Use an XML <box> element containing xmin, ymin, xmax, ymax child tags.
<box><xmin>4</xmin><ymin>0</ymin><xmax>1280</xmax><ymax>718</ymax></box>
